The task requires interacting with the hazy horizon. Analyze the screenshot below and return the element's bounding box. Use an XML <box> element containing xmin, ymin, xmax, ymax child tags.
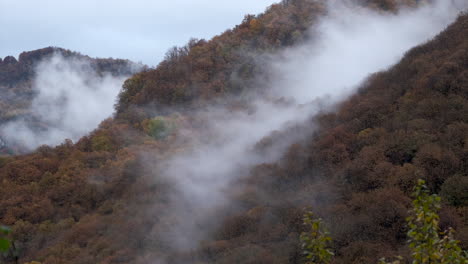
<box><xmin>0</xmin><ymin>0</ymin><xmax>278</xmax><ymax>66</ymax></box>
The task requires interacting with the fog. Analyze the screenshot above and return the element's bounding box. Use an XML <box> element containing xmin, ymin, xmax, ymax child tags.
<box><xmin>0</xmin><ymin>54</ymin><xmax>131</xmax><ymax>150</ymax></box>
<box><xmin>150</xmin><ymin>0</ymin><xmax>467</xmax><ymax>258</ymax></box>
<box><xmin>1</xmin><ymin>0</ymin><xmax>465</xmax><ymax>260</ymax></box>
<box><xmin>270</xmin><ymin>0</ymin><xmax>467</xmax><ymax>103</ymax></box>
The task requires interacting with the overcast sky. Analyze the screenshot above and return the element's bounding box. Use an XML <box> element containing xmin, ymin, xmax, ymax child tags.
<box><xmin>0</xmin><ymin>0</ymin><xmax>278</xmax><ymax>65</ymax></box>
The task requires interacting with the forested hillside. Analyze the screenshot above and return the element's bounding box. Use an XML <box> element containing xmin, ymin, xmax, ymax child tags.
<box><xmin>0</xmin><ymin>47</ymin><xmax>143</xmax><ymax>154</ymax></box>
<box><xmin>0</xmin><ymin>0</ymin><xmax>466</xmax><ymax>263</ymax></box>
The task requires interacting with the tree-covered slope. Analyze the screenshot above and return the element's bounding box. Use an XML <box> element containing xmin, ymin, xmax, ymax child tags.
<box><xmin>114</xmin><ymin>0</ymin><xmax>422</xmax><ymax>115</ymax></box>
<box><xmin>216</xmin><ymin>12</ymin><xmax>468</xmax><ymax>264</ymax></box>
<box><xmin>0</xmin><ymin>0</ymin><xmax>466</xmax><ymax>263</ymax></box>
<box><xmin>0</xmin><ymin>47</ymin><xmax>143</xmax><ymax>154</ymax></box>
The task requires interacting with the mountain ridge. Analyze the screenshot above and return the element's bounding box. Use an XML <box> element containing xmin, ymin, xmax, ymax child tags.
<box><xmin>0</xmin><ymin>47</ymin><xmax>144</xmax><ymax>154</ymax></box>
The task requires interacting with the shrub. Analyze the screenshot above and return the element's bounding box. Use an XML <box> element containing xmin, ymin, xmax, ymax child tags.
<box><xmin>146</xmin><ymin>117</ymin><xmax>175</xmax><ymax>140</ymax></box>
<box><xmin>91</xmin><ymin>134</ymin><xmax>113</xmax><ymax>152</ymax></box>
<box><xmin>440</xmin><ymin>175</ymin><xmax>468</xmax><ymax>207</ymax></box>
<box><xmin>300</xmin><ymin>211</ymin><xmax>334</xmax><ymax>264</ymax></box>
<box><xmin>379</xmin><ymin>179</ymin><xmax>468</xmax><ymax>264</ymax></box>
<box><xmin>0</xmin><ymin>225</ymin><xmax>11</xmax><ymax>253</ymax></box>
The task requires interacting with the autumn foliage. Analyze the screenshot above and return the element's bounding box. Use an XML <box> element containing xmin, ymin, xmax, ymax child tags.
<box><xmin>0</xmin><ymin>0</ymin><xmax>467</xmax><ymax>263</ymax></box>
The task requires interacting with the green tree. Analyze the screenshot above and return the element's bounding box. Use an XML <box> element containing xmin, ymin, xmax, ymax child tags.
<box><xmin>147</xmin><ymin>117</ymin><xmax>175</xmax><ymax>140</ymax></box>
<box><xmin>0</xmin><ymin>226</ymin><xmax>10</xmax><ymax>253</ymax></box>
<box><xmin>300</xmin><ymin>211</ymin><xmax>334</xmax><ymax>264</ymax></box>
<box><xmin>379</xmin><ymin>179</ymin><xmax>467</xmax><ymax>264</ymax></box>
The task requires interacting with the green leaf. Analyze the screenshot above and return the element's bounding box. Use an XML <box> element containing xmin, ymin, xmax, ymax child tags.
<box><xmin>0</xmin><ymin>238</ymin><xmax>10</xmax><ymax>252</ymax></box>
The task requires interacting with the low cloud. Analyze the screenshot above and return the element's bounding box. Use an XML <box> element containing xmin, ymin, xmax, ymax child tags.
<box><xmin>146</xmin><ymin>0</ymin><xmax>467</xmax><ymax>258</ymax></box>
<box><xmin>0</xmin><ymin>54</ymin><xmax>130</xmax><ymax>150</ymax></box>
<box><xmin>269</xmin><ymin>0</ymin><xmax>468</xmax><ymax>103</ymax></box>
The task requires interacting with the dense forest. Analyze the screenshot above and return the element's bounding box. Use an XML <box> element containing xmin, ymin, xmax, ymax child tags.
<box><xmin>0</xmin><ymin>0</ymin><xmax>467</xmax><ymax>263</ymax></box>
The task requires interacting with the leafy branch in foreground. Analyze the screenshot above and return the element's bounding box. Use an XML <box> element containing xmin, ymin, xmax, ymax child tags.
<box><xmin>0</xmin><ymin>226</ymin><xmax>11</xmax><ymax>254</ymax></box>
<box><xmin>379</xmin><ymin>179</ymin><xmax>467</xmax><ymax>264</ymax></box>
<box><xmin>301</xmin><ymin>180</ymin><xmax>467</xmax><ymax>264</ymax></box>
<box><xmin>1</xmin><ymin>225</ymin><xmax>23</xmax><ymax>264</ymax></box>
<box><xmin>300</xmin><ymin>211</ymin><xmax>334</xmax><ymax>264</ymax></box>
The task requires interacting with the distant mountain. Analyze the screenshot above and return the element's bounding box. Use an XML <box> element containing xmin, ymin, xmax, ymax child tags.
<box><xmin>0</xmin><ymin>47</ymin><xmax>144</xmax><ymax>154</ymax></box>
<box><xmin>0</xmin><ymin>47</ymin><xmax>140</xmax><ymax>85</ymax></box>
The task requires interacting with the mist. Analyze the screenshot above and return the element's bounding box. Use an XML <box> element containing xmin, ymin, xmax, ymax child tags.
<box><xmin>147</xmin><ymin>0</ymin><xmax>467</xmax><ymax>258</ymax></box>
<box><xmin>270</xmin><ymin>0</ymin><xmax>468</xmax><ymax>103</ymax></box>
<box><xmin>0</xmin><ymin>54</ymin><xmax>131</xmax><ymax>150</ymax></box>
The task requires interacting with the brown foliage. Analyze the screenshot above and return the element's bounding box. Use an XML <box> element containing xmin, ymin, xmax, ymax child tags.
<box><xmin>0</xmin><ymin>2</ymin><xmax>467</xmax><ymax>264</ymax></box>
